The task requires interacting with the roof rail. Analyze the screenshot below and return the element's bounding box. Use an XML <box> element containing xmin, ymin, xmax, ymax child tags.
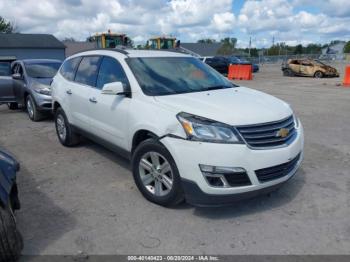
<box><xmin>73</xmin><ymin>47</ymin><xmax>130</xmax><ymax>56</ymax></box>
<box><xmin>135</xmin><ymin>48</ymin><xmax>190</xmax><ymax>55</ymax></box>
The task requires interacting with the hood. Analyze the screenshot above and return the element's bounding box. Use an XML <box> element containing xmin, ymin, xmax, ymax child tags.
<box><xmin>154</xmin><ymin>87</ymin><xmax>292</xmax><ymax>126</ymax></box>
<box><xmin>321</xmin><ymin>65</ymin><xmax>337</xmax><ymax>73</ymax></box>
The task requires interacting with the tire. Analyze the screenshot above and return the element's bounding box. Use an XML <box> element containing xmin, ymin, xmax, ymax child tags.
<box><xmin>54</xmin><ymin>107</ymin><xmax>80</xmax><ymax>147</ymax></box>
<box><xmin>7</xmin><ymin>103</ymin><xmax>18</xmax><ymax>110</ymax></box>
<box><xmin>26</xmin><ymin>95</ymin><xmax>44</xmax><ymax>122</ymax></box>
<box><xmin>0</xmin><ymin>205</ymin><xmax>23</xmax><ymax>262</ymax></box>
<box><xmin>132</xmin><ymin>139</ymin><xmax>184</xmax><ymax>207</ymax></box>
<box><xmin>314</xmin><ymin>71</ymin><xmax>323</xmax><ymax>78</ymax></box>
<box><xmin>283</xmin><ymin>69</ymin><xmax>293</xmax><ymax>77</ymax></box>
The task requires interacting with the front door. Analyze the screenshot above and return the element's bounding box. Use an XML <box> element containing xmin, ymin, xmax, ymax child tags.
<box><xmin>300</xmin><ymin>61</ymin><xmax>314</xmax><ymax>76</ymax></box>
<box><xmin>0</xmin><ymin>61</ymin><xmax>15</xmax><ymax>103</ymax></box>
<box><xmin>88</xmin><ymin>56</ymin><xmax>131</xmax><ymax>150</ymax></box>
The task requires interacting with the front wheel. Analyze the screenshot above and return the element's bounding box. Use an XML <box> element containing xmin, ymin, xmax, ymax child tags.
<box><xmin>132</xmin><ymin>139</ymin><xmax>184</xmax><ymax>207</ymax></box>
<box><xmin>0</xmin><ymin>206</ymin><xmax>23</xmax><ymax>262</ymax></box>
<box><xmin>26</xmin><ymin>95</ymin><xmax>44</xmax><ymax>121</ymax></box>
<box><xmin>314</xmin><ymin>71</ymin><xmax>323</xmax><ymax>78</ymax></box>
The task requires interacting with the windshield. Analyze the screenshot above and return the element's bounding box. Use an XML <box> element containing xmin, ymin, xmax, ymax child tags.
<box><xmin>25</xmin><ymin>62</ymin><xmax>61</xmax><ymax>78</ymax></box>
<box><xmin>0</xmin><ymin>62</ymin><xmax>11</xmax><ymax>76</ymax></box>
<box><xmin>127</xmin><ymin>57</ymin><xmax>235</xmax><ymax>96</ymax></box>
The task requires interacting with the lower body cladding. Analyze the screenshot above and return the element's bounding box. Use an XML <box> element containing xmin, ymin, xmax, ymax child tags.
<box><xmin>161</xmin><ymin>125</ymin><xmax>304</xmax><ymax>207</ymax></box>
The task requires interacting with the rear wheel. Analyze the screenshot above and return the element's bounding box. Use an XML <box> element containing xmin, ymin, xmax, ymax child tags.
<box><xmin>26</xmin><ymin>95</ymin><xmax>44</xmax><ymax>121</ymax></box>
<box><xmin>132</xmin><ymin>139</ymin><xmax>184</xmax><ymax>206</ymax></box>
<box><xmin>7</xmin><ymin>103</ymin><xmax>18</xmax><ymax>110</ymax></box>
<box><xmin>314</xmin><ymin>71</ymin><xmax>323</xmax><ymax>78</ymax></box>
<box><xmin>54</xmin><ymin>107</ymin><xmax>80</xmax><ymax>147</ymax></box>
<box><xmin>0</xmin><ymin>205</ymin><xmax>23</xmax><ymax>262</ymax></box>
<box><xmin>283</xmin><ymin>69</ymin><xmax>294</xmax><ymax>76</ymax></box>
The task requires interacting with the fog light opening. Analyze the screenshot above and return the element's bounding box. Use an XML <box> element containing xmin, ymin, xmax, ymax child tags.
<box><xmin>199</xmin><ymin>165</ymin><xmax>249</xmax><ymax>188</ymax></box>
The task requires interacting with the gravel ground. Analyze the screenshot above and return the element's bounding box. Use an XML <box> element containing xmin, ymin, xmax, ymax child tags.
<box><xmin>0</xmin><ymin>63</ymin><xmax>349</xmax><ymax>255</ymax></box>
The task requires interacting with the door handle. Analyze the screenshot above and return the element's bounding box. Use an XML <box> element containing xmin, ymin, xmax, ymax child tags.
<box><xmin>89</xmin><ymin>97</ymin><xmax>97</xmax><ymax>103</ymax></box>
<box><xmin>66</xmin><ymin>89</ymin><xmax>72</xmax><ymax>95</ymax></box>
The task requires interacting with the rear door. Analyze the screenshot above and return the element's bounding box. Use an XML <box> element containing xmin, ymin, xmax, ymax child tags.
<box><xmin>288</xmin><ymin>60</ymin><xmax>301</xmax><ymax>75</ymax></box>
<box><xmin>70</xmin><ymin>56</ymin><xmax>102</xmax><ymax>132</ymax></box>
<box><xmin>87</xmin><ymin>56</ymin><xmax>131</xmax><ymax>149</ymax></box>
<box><xmin>0</xmin><ymin>61</ymin><xmax>15</xmax><ymax>103</ymax></box>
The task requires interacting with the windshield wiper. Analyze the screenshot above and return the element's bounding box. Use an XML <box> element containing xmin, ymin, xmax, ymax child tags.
<box><xmin>205</xmin><ymin>85</ymin><xmax>231</xmax><ymax>91</ymax></box>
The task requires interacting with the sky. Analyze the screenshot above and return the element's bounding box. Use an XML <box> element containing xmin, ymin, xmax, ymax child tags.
<box><xmin>1</xmin><ymin>0</ymin><xmax>350</xmax><ymax>48</ymax></box>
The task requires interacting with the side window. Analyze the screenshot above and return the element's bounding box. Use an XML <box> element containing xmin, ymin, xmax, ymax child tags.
<box><xmin>60</xmin><ymin>57</ymin><xmax>82</xmax><ymax>81</ymax></box>
<box><xmin>205</xmin><ymin>58</ymin><xmax>213</xmax><ymax>64</ymax></box>
<box><xmin>75</xmin><ymin>56</ymin><xmax>102</xmax><ymax>87</ymax></box>
<box><xmin>96</xmin><ymin>57</ymin><xmax>129</xmax><ymax>90</ymax></box>
<box><xmin>0</xmin><ymin>62</ymin><xmax>11</xmax><ymax>76</ymax></box>
<box><xmin>301</xmin><ymin>61</ymin><xmax>312</xmax><ymax>66</ymax></box>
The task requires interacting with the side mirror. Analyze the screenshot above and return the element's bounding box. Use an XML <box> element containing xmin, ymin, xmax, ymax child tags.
<box><xmin>101</xmin><ymin>82</ymin><xmax>125</xmax><ymax>95</ymax></box>
<box><xmin>12</xmin><ymin>73</ymin><xmax>22</xmax><ymax>80</ymax></box>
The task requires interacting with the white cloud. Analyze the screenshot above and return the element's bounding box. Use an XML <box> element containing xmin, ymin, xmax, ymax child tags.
<box><xmin>211</xmin><ymin>12</ymin><xmax>235</xmax><ymax>32</ymax></box>
<box><xmin>1</xmin><ymin>0</ymin><xmax>237</xmax><ymax>43</ymax></box>
<box><xmin>1</xmin><ymin>0</ymin><xmax>349</xmax><ymax>47</ymax></box>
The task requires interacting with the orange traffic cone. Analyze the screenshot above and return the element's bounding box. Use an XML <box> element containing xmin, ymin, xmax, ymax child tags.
<box><xmin>343</xmin><ymin>66</ymin><xmax>350</xmax><ymax>87</ymax></box>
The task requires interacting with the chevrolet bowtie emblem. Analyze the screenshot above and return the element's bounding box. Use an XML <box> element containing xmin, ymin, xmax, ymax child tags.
<box><xmin>276</xmin><ymin>128</ymin><xmax>289</xmax><ymax>138</ymax></box>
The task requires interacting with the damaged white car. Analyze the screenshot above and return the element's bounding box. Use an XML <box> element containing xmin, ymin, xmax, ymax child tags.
<box><xmin>51</xmin><ymin>49</ymin><xmax>304</xmax><ymax>207</ymax></box>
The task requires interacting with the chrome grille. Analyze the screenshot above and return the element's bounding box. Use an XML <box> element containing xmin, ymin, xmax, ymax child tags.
<box><xmin>236</xmin><ymin>115</ymin><xmax>296</xmax><ymax>149</ymax></box>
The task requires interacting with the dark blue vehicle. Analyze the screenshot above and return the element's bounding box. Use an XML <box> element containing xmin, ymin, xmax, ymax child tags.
<box><xmin>0</xmin><ymin>148</ymin><xmax>22</xmax><ymax>262</ymax></box>
<box><xmin>227</xmin><ymin>56</ymin><xmax>260</xmax><ymax>73</ymax></box>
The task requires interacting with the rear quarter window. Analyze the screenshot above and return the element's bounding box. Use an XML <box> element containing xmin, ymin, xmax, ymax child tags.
<box><xmin>60</xmin><ymin>57</ymin><xmax>82</xmax><ymax>81</ymax></box>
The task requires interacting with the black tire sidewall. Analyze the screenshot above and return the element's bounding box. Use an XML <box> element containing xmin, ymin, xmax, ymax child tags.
<box><xmin>26</xmin><ymin>95</ymin><xmax>36</xmax><ymax>121</ymax></box>
<box><xmin>0</xmin><ymin>206</ymin><xmax>22</xmax><ymax>262</ymax></box>
<box><xmin>314</xmin><ymin>71</ymin><xmax>323</xmax><ymax>78</ymax></box>
<box><xmin>7</xmin><ymin>103</ymin><xmax>18</xmax><ymax>110</ymax></box>
<box><xmin>132</xmin><ymin>139</ymin><xmax>184</xmax><ymax>206</ymax></box>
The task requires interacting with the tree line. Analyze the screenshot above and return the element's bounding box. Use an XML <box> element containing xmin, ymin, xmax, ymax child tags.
<box><xmin>197</xmin><ymin>38</ymin><xmax>350</xmax><ymax>56</ymax></box>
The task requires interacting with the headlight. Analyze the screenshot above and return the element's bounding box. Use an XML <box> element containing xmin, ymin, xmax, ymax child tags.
<box><xmin>34</xmin><ymin>84</ymin><xmax>51</xmax><ymax>96</ymax></box>
<box><xmin>177</xmin><ymin>112</ymin><xmax>243</xmax><ymax>144</ymax></box>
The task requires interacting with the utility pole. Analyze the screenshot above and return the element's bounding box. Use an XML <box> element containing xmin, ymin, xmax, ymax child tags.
<box><xmin>272</xmin><ymin>36</ymin><xmax>275</xmax><ymax>47</ymax></box>
<box><xmin>248</xmin><ymin>36</ymin><xmax>251</xmax><ymax>56</ymax></box>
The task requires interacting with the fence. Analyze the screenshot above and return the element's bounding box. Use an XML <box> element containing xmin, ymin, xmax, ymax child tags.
<box><xmin>248</xmin><ymin>53</ymin><xmax>350</xmax><ymax>65</ymax></box>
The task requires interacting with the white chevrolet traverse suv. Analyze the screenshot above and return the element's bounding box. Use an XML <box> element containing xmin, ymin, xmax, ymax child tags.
<box><xmin>51</xmin><ymin>49</ymin><xmax>304</xmax><ymax>207</ymax></box>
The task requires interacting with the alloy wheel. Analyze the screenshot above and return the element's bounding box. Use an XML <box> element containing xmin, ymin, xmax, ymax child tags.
<box><xmin>27</xmin><ymin>99</ymin><xmax>34</xmax><ymax>119</ymax></box>
<box><xmin>139</xmin><ymin>151</ymin><xmax>174</xmax><ymax>197</ymax></box>
<box><xmin>56</xmin><ymin>114</ymin><xmax>67</xmax><ymax>141</ymax></box>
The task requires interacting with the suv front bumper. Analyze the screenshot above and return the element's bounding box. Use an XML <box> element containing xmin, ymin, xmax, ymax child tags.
<box><xmin>161</xmin><ymin>124</ymin><xmax>304</xmax><ymax>206</ymax></box>
<box><xmin>32</xmin><ymin>92</ymin><xmax>52</xmax><ymax>111</ymax></box>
